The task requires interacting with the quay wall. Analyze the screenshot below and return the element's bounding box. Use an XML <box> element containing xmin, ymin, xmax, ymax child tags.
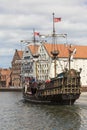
<box><xmin>0</xmin><ymin>87</ymin><xmax>22</xmax><ymax>92</ymax></box>
<box><xmin>0</xmin><ymin>86</ymin><xmax>87</xmax><ymax>92</ymax></box>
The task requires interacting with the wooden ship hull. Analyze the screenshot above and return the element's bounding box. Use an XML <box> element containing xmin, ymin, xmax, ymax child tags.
<box><xmin>23</xmin><ymin>69</ymin><xmax>81</xmax><ymax>105</ymax></box>
<box><xmin>23</xmin><ymin>90</ymin><xmax>80</xmax><ymax>105</ymax></box>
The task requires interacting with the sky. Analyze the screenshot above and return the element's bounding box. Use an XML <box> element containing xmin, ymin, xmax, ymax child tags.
<box><xmin>0</xmin><ymin>0</ymin><xmax>87</xmax><ymax>68</ymax></box>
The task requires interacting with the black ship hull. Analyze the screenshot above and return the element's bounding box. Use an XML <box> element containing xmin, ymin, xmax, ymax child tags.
<box><xmin>23</xmin><ymin>92</ymin><xmax>80</xmax><ymax>105</ymax></box>
<box><xmin>22</xmin><ymin>69</ymin><xmax>81</xmax><ymax>105</ymax></box>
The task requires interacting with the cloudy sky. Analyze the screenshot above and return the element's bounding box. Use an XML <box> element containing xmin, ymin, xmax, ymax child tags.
<box><xmin>0</xmin><ymin>0</ymin><xmax>87</xmax><ymax>68</ymax></box>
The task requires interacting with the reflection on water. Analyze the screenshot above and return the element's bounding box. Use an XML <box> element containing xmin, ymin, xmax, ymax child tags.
<box><xmin>0</xmin><ymin>92</ymin><xmax>87</xmax><ymax>130</ymax></box>
<box><xmin>25</xmin><ymin>104</ymin><xmax>81</xmax><ymax>130</ymax></box>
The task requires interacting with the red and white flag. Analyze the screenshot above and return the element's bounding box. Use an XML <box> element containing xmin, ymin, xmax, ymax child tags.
<box><xmin>34</xmin><ymin>32</ymin><xmax>40</xmax><ymax>36</ymax></box>
<box><xmin>54</xmin><ymin>17</ymin><xmax>61</xmax><ymax>22</ymax></box>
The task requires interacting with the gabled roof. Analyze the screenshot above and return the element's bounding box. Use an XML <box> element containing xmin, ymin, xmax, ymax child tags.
<box><xmin>17</xmin><ymin>50</ymin><xmax>23</xmax><ymax>59</ymax></box>
<box><xmin>73</xmin><ymin>45</ymin><xmax>87</xmax><ymax>58</ymax></box>
<box><xmin>43</xmin><ymin>43</ymin><xmax>72</xmax><ymax>57</ymax></box>
<box><xmin>12</xmin><ymin>49</ymin><xmax>23</xmax><ymax>62</ymax></box>
<box><xmin>25</xmin><ymin>43</ymin><xmax>87</xmax><ymax>59</ymax></box>
<box><xmin>44</xmin><ymin>43</ymin><xmax>87</xmax><ymax>59</ymax></box>
<box><xmin>28</xmin><ymin>45</ymin><xmax>39</xmax><ymax>55</ymax></box>
<box><xmin>0</xmin><ymin>68</ymin><xmax>11</xmax><ymax>75</ymax></box>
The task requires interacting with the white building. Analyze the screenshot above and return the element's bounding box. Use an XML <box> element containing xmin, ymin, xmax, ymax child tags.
<box><xmin>21</xmin><ymin>43</ymin><xmax>40</xmax><ymax>80</ymax></box>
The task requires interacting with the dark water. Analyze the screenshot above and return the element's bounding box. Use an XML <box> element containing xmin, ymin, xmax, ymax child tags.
<box><xmin>0</xmin><ymin>92</ymin><xmax>87</xmax><ymax>130</ymax></box>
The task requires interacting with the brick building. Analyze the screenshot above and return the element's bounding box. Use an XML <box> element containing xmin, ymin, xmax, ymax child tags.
<box><xmin>0</xmin><ymin>68</ymin><xmax>11</xmax><ymax>87</ymax></box>
<box><xmin>11</xmin><ymin>49</ymin><xmax>23</xmax><ymax>87</ymax></box>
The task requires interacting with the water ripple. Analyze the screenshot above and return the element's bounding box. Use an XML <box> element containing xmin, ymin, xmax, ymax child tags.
<box><xmin>0</xmin><ymin>92</ymin><xmax>87</xmax><ymax>130</ymax></box>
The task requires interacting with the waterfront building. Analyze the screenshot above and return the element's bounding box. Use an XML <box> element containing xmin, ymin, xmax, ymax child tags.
<box><xmin>0</xmin><ymin>68</ymin><xmax>11</xmax><ymax>87</ymax></box>
<box><xmin>21</xmin><ymin>43</ymin><xmax>40</xmax><ymax>79</ymax></box>
<box><xmin>11</xmin><ymin>49</ymin><xmax>23</xmax><ymax>87</ymax></box>
<box><xmin>37</xmin><ymin>43</ymin><xmax>51</xmax><ymax>80</ymax></box>
<box><xmin>43</xmin><ymin>43</ymin><xmax>87</xmax><ymax>87</ymax></box>
<box><xmin>22</xmin><ymin>43</ymin><xmax>87</xmax><ymax>88</ymax></box>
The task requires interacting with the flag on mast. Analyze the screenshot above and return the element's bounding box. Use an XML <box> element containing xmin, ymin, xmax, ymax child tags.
<box><xmin>54</xmin><ymin>17</ymin><xmax>61</xmax><ymax>22</ymax></box>
<box><xmin>34</xmin><ymin>32</ymin><xmax>40</xmax><ymax>36</ymax></box>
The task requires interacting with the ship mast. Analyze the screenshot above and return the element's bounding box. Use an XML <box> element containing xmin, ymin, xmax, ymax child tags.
<box><xmin>20</xmin><ymin>29</ymin><xmax>39</xmax><ymax>80</ymax></box>
<box><xmin>33</xmin><ymin>28</ymin><xmax>36</xmax><ymax>43</ymax></box>
<box><xmin>32</xmin><ymin>29</ymin><xmax>39</xmax><ymax>80</ymax></box>
<box><xmin>51</xmin><ymin>13</ymin><xmax>59</xmax><ymax>77</ymax></box>
<box><xmin>53</xmin><ymin>12</ymin><xmax>56</xmax><ymax>49</ymax></box>
<box><xmin>68</xmin><ymin>46</ymin><xmax>71</xmax><ymax>70</ymax></box>
<box><xmin>68</xmin><ymin>44</ymin><xmax>77</xmax><ymax>70</ymax></box>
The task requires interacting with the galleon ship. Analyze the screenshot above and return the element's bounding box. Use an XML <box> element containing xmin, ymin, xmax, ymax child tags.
<box><xmin>21</xmin><ymin>13</ymin><xmax>81</xmax><ymax>105</ymax></box>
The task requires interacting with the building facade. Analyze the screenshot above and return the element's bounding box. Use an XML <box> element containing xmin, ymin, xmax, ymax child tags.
<box><xmin>21</xmin><ymin>43</ymin><xmax>43</xmax><ymax>81</ymax></box>
<box><xmin>43</xmin><ymin>43</ymin><xmax>87</xmax><ymax>86</ymax></box>
<box><xmin>11</xmin><ymin>49</ymin><xmax>23</xmax><ymax>87</ymax></box>
<box><xmin>0</xmin><ymin>68</ymin><xmax>11</xmax><ymax>87</ymax></box>
<box><xmin>21</xmin><ymin>42</ymin><xmax>87</xmax><ymax>87</ymax></box>
<box><xmin>21</xmin><ymin>45</ymin><xmax>34</xmax><ymax>78</ymax></box>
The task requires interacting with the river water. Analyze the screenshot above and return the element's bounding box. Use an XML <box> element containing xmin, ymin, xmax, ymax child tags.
<box><xmin>0</xmin><ymin>92</ymin><xmax>87</xmax><ymax>130</ymax></box>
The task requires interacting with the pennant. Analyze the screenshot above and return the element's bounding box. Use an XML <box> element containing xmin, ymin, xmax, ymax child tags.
<box><xmin>34</xmin><ymin>32</ymin><xmax>40</xmax><ymax>36</ymax></box>
<box><xmin>54</xmin><ymin>17</ymin><xmax>61</xmax><ymax>22</ymax></box>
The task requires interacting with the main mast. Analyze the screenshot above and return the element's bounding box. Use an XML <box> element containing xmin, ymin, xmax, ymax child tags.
<box><xmin>51</xmin><ymin>13</ymin><xmax>59</xmax><ymax>77</ymax></box>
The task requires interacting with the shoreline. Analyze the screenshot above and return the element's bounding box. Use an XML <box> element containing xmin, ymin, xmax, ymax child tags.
<box><xmin>0</xmin><ymin>87</ymin><xmax>22</xmax><ymax>92</ymax></box>
<box><xmin>0</xmin><ymin>87</ymin><xmax>87</xmax><ymax>93</ymax></box>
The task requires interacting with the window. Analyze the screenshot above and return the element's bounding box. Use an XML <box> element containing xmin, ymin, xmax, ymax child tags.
<box><xmin>26</xmin><ymin>51</ymin><xmax>28</xmax><ymax>53</ymax></box>
<box><xmin>24</xmin><ymin>56</ymin><xmax>30</xmax><ymax>59</ymax></box>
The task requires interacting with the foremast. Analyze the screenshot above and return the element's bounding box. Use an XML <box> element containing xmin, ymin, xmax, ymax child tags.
<box><xmin>31</xmin><ymin>29</ymin><xmax>39</xmax><ymax>80</ymax></box>
<box><xmin>20</xmin><ymin>29</ymin><xmax>40</xmax><ymax>80</ymax></box>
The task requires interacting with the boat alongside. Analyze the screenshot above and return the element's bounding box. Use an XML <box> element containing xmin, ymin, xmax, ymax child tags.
<box><xmin>21</xmin><ymin>13</ymin><xmax>81</xmax><ymax>105</ymax></box>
